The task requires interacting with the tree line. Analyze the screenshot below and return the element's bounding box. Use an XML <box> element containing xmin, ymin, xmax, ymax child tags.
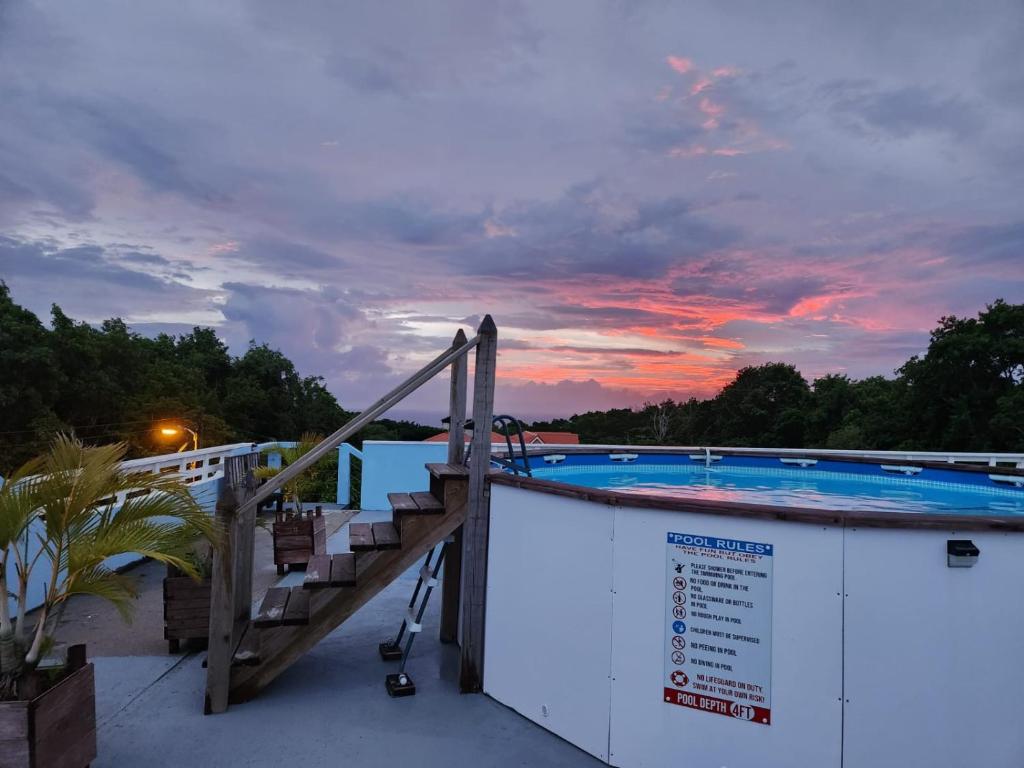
<box><xmin>2</xmin><ymin>282</ymin><xmax>1021</xmax><ymax>472</ymax></box>
<box><xmin>527</xmin><ymin>300</ymin><xmax>1024</xmax><ymax>453</ymax></box>
<box><xmin>0</xmin><ymin>284</ymin><xmax>434</xmax><ymax>472</ymax></box>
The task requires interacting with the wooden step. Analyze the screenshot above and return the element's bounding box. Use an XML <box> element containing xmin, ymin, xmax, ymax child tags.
<box><xmin>371</xmin><ymin>522</ymin><xmax>401</xmax><ymax>550</ymax></box>
<box><xmin>233</xmin><ymin>624</ymin><xmax>261</xmax><ymax>667</ymax></box>
<box><xmin>282</xmin><ymin>588</ymin><xmax>310</xmax><ymax>626</ymax></box>
<box><xmin>388</xmin><ymin>491</ymin><xmax>444</xmax><ymax>515</ymax></box>
<box><xmin>303</xmin><ymin>555</ymin><xmax>332</xmax><ymax>588</ymax></box>
<box><xmin>253</xmin><ymin>587</ymin><xmax>290</xmax><ymax>627</ymax></box>
<box><xmin>348</xmin><ymin>522</ymin><xmax>375</xmax><ymax>551</ymax></box>
<box><xmin>304</xmin><ymin>551</ymin><xmax>358</xmax><ymax>590</ymax></box>
<box><xmin>329</xmin><ymin>553</ymin><xmax>356</xmax><ymax>587</ymax></box>
<box><xmin>425</xmin><ymin>462</ymin><xmax>469</xmax><ymax>480</ymax></box>
<box><xmin>410</xmin><ymin>491</ymin><xmax>444</xmax><ymax>513</ymax></box>
<box><xmin>349</xmin><ymin>521</ymin><xmax>402</xmax><ymax>551</ymax></box>
<box><xmin>253</xmin><ymin>586</ymin><xmax>310</xmax><ymax>628</ymax></box>
<box><xmin>387</xmin><ymin>492</ymin><xmax>419</xmax><ymax>513</ymax></box>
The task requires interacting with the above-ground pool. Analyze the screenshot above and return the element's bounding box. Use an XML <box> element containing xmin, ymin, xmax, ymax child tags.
<box><xmin>484</xmin><ymin>447</ymin><xmax>1024</xmax><ymax>767</ymax></box>
<box><xmin>526</xmin><ymin>451</ymin><xmax>1024</xmax><ymax>515</ymax></box>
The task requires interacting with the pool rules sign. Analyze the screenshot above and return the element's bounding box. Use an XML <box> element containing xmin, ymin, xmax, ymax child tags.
<box><xmin>663</xmin><ymin>532</ymin><xmax>773</xmax><ymax>725</ymax></box>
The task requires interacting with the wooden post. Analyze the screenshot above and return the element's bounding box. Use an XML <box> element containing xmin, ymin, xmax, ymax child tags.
<box><xmin>441</xmin><ymin>329</ymin><xmax>469</xmax><ymax>644</ymax></box>
<box><xmin>460</xmin><ymin>315</ymin><xmax>496</xmax><ymax>692</ymax></box>
<box><xmin>447</xmin><ymin>328</ymin><xmax>469</xmax><ymax>465</ymax></box>
<box><xmin>204</xmin><ymin>452</ymin><xmax>257</xmax><ymax>715</ymax></box>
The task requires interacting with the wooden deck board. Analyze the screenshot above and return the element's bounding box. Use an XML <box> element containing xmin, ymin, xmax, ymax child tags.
<box><xmin>371</xmin><ymin>522</ymin><xmax>401</xmax><ymax>550</ymax></box>
<box><xmin>410</xmin><ymin>491</ymin><xmax>444</xmax><ymax>513</ymax></box>
<box><xmin>387</xmin><ymin>492</ymin><xmax>419</xmax><ymax>513</ymax></box>
<box><xmin>253</xmin><ymin>587</ymin><xmax>290</xmax><ymax>628</ymax></box>
<box><xmin>281</xmin><ymin>587</ymin><xmax>310</xmax><ymax>626</ymax></box>
<box><xmin>329</xmin><ymin>553</ymin><xmax>356</xmax><ymax>587</ymax></box>
<box><xmin>348</xmin><ymin>522</ymin><xmax>375</xmax><ymax>551</ymax></box>
<box><xmin>303</xmin><ymin>555</ymin><xmax>332</xmax><ymax>589</ymax></box>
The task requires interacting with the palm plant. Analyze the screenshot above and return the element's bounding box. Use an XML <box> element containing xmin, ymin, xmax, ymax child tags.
<box><xmin>0</xmin><ymin>435</ymin><xmax>220</xmax><ymax>700</ymax></box>
<box><xmin>254</xmin><ymin>433</ymin><xmax>324</xmax><ymax>515</ymax></box>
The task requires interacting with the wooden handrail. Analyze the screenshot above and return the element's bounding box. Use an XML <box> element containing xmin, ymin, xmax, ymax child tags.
<box><xmin>240</xmin><ymin>332</ymin><xmax>481</xmax><ymax>514</ymax></box>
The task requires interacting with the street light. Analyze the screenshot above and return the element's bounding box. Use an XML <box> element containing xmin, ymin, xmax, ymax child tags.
<box><xmin>158</xmin><ymin>424</ymin><xmax>199</xmax><ymax>453</ymax></box>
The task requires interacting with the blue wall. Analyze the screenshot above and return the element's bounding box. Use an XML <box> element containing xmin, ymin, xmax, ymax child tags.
<box><xmin>357</xmin><ymin>441</ymin><xmax>449</xmax><ymax>510</ymax></box>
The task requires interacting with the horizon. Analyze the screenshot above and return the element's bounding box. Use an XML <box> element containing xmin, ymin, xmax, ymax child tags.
<box><xmin>2</xmin><ymin>1</ymin><xmax>1022</xmax><ymax>417</ymax></box>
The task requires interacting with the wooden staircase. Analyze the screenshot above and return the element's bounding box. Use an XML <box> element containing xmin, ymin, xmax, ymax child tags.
<box><xmin>221</xmin><ymin>464</ymin><xmax>469</xmax><ymax>705</ymax></box>
<box><xmin>205</xmin><ymin>317</ymin><xmax>496</xmax><ymax>714</ymax></box>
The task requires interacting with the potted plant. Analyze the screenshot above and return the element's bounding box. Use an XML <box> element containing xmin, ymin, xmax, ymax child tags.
<box><xmin>256</xmin><ymin>434</ymin><xmax>327</xmax><ymax>575</ymax></box>
<box><xmin>163</xmin><ymin>548</ymin><xmax>213</xmax><ymax>654</ymax></box>
<box><xmin>0</xmin><ymin>435</ymin><xmax>219</xmax><ymax>767</ymax></box>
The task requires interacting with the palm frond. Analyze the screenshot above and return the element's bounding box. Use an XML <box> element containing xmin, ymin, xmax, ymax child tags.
<box><xmin>0</xmin><ymin>477</ymin><xmax>41</xmax><ymax>550</ymax></box>
<box><xmin>5</xmin><ymin>435</ymin><xmax>223</xmax><ymax>663</ymax></box>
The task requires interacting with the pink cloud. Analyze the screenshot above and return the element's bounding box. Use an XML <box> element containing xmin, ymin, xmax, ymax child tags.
<box><xmin>690</xmin><ymin>77</ymin><xmax>713</xmax><ymax>96</ymax></box>
<box><xmin>666</xmin><ymin>55</ymin><xmax>695</xmax><ymax>74</ymax></box>
<box><xmin>698</xmin><ymin>97</ymin><xmax>725</xmax><ymax>130</ymax></box>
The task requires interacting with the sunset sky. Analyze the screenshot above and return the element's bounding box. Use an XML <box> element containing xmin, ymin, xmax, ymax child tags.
<box><xmin>1</xmin><ymin>1</ymin><xmax>1022</xmax><ymax>420</ymax></box>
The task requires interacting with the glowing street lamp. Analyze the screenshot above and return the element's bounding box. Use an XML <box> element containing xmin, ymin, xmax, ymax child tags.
<box><xmin>158</xmin><ymin>424</ymin><xmax>199</xmax><ymax>453</ymax></box>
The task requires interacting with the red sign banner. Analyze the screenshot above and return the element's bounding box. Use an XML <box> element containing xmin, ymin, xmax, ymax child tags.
<box><xmin>663</xmin><ymin>688</ymin><xmax>771</xmax><ymax>726</ymax></box>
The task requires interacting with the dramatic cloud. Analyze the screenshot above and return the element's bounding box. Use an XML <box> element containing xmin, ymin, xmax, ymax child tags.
<box><xmin>1</xmin><ymin>0</ymin><xmax>1022</xmax><ymax>420</ymax></box>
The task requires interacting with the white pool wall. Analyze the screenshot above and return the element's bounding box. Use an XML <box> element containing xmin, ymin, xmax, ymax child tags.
<box><xmin>484</xmin><ymin>482</ymin><xmax>1024</xmax><ymax>768</ymax></box>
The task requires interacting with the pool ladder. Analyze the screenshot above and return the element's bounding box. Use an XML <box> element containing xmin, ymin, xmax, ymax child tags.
<box><xmin>462</xmin><ymin>414</ymin><xmax>532</xmax><ymax>477</ymax></box>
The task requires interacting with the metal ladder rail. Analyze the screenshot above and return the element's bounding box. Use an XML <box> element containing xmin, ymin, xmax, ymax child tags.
<box><xmin>464</xmin><ymin>414</ymin><xmax>533</xmax><ymax>477</ymax></box>
<box><xmin>379</xmin><ymin>539</ymin><xmax>451</xmax><ymax>696</ymax></box>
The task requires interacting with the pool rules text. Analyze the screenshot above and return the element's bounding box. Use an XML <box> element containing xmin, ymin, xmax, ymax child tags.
<box><xmin>663</xmin><ymin>532</ymin><xmax>773</xmax><ymax>725</ymax></box>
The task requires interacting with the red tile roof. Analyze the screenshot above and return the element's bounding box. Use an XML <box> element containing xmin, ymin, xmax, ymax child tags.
<box><xmin>528</xmin><ymin>431</ymin><xmax>580</xmax><ymax>444</ymax></box>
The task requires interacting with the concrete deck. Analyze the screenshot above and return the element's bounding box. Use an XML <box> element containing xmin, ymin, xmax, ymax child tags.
<box><xmin>85</xmin><ymin>509</ymin><xmax>603</xmax><ymax>767</ymax></box>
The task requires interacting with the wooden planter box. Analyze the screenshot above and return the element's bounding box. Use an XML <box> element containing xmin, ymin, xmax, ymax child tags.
<box><xmin>163</xmin><ymin>564</ymin><xmax>212</xmax><ymax>654</ymax></box>
<box><xmin>273</xmin><ymin>506</ymin><xmax>326</xmax><ymax>575</ymax></box>
<box><xmin>0</xmin><ymin>645</ymin><xmax>97</xmax><ymax>768</ymax></box>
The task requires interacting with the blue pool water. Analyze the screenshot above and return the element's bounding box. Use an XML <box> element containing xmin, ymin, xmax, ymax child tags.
<box><xmin>528</xmin><ymin>454</ymin><xmax>1024</xmax><ymax>515</ymax></box>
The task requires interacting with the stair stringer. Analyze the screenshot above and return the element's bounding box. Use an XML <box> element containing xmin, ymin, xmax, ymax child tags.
<box><xmin>228</xmin><ymin>478</ymin><xmax>468</xmax><ymax>704</ymax></box>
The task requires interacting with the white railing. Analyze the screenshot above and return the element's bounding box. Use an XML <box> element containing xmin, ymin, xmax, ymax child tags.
<box><xmin>119</xmin><ymin>441</ymin><xmax>263</xmax><ymax>486</ymax></box>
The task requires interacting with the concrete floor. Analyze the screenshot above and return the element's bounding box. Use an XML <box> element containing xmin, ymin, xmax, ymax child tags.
<box><xmin>84</xmin><ymin>509</ymin><xmax>603</xmax><ymax>767</ymax></box>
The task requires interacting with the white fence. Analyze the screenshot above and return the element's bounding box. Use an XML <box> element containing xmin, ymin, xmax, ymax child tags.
<box><xmin>4</xmin><ymin>442</ymin><xmax>263</xmax><ymax>616</ymax></box>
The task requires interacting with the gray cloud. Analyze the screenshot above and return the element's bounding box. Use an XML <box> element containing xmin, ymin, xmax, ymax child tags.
<box><xmin>946</xmin><ymin>221</ymin><xmax>1024</xmax><ymax>266</ymax></box>
<box><xmin>445</xmin><ymin>182</ymin><xmax>740</xmax><ymax>279</ymax></box>
<box><xmin>823</xmin><ymin>81</ymin><xmax>981</xmax><ymax>140</ymax></box>
<box><xmin>0</xmin><ymin>235</ymin><xmax>215</xmax><ymax>321</ymax></box>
